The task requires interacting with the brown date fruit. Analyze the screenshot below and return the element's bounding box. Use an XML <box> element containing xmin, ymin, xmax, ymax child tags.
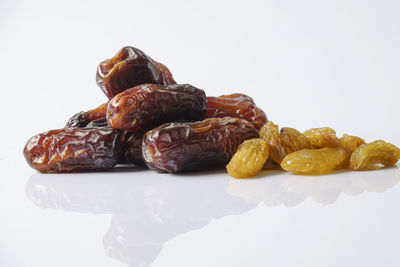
<box><xmin>142</xmin><ymin>117</ymin><xmax>259</xmax><ymax>173</ymax></box>
<box><xmin>107</xmin><ymin>84</ymin><xmax>207</xmax><ymax>132</ymax></box>
<box><xmin>96</xmin><ymin>46</ymin><xmax>176</xmax><ymax>99</ymax></box>
<box><xmin>65</xmin><ymin>102</ymin><xmax>108</xmax><ymax>128</ymax></box>
<box><xmin>122</xmin><ymin>132</ymin><xmax>145</xmax><ymax>166</ymax></box>
<box><xmin>23</xmin><ymin>128</ymin><xmax>123</xmax><ymax>173</ymax></box>
<box><xmin>205</xmin><ymin>93</ymin><xmax>267</xmax><ymax>130</ymax></box>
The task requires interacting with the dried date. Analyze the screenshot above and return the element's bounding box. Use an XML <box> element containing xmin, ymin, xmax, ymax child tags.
<box><xmin>107</xmin><ymin>84</ymin><xmax>207</xmax><ymax>132</ymax></box>
<box><xmin>65</xmin><ymin>102</ymin><xmax>108</xmax><ymax>128</ymax></box>
<box><xmin>142</xmin><ymin>117</ymin><xmax>259</xmax><ymax>173</ymax></box>
<box><xmin>23</xmin><ymin>128</ymin><xmax>123</xmax><ymax>173</ymax></box>
<box><xmin>96</xmin><ymin>46</ymin><xmax>176</xmax><ymax>99</ymax></box>
<box><xmin>205</xmin><ymin>93</ymin><xmax>267</xmax><ymax>130</ymax></box>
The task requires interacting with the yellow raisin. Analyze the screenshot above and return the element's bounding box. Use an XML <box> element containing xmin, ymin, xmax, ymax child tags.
<box><xmin>280</xmin><ymin>127</ymin><xmax>313</xmax><ymax>154</ymax></box>
<box><xmin>259</xmin><ymin>121</ymin><xmax>287</xmax><ymax>163</ymax></box>
<box><xmin>350</xmin><ymin>140</ymin><xmax>400</xmax><ymax>170</ymax></box>
<box><xmin>227</xmin><ymin>138</ymin><xmax>269</xmax><ymax>178</ymax></box>
<box><xmin>339</xmin><ymin>134</ymin><xmax>366</xmax><ymax>152</ymax></box>
<box><xmin>303</xmin><ymin>127</ymin><xmax>340</xmax><ymax>148</ymax></box>
<box><xmin>281</xmin><ymin>147</ymin><xmax>350</xmax><ymax>175</ymax></box>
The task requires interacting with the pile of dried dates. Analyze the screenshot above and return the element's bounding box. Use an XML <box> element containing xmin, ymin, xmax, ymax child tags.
<box><xmin>23</xmin><ymin>46</ymin><xmax>400</xmax><ymax>177</ymax></box>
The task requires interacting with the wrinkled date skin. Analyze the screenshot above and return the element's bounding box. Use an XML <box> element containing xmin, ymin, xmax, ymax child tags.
<box><xmin>107</xmin><ymin>84</ymin><xmax>207</xmax><ymax>132</ymax></box>
<box><xmin>122</xmin><ymin>132</ymin><xmax>145</xmax><ymax>166</ymax></box>
<box><xmin>23</xmin><ymin>128</ymin><xmax>123</xmax><ymax>173</ymax></box>
<box><xmin>142</xmin><ymin>117</ymin><xmax>259</xmax><ymax>173</ymax></box>
<box><xmin>96</xmin><ymin>46</ymin><xmax>176</xmax><ymax>99</ymax></box>
<box><xmin>65</xmin><ymin>102</ymin><xmax>108</xmax><ymax>128</ymax></box>
<box><xmin>205</xmin><ymin>94</ymin><xmax>268</xmax><ymax>130</ymax></box>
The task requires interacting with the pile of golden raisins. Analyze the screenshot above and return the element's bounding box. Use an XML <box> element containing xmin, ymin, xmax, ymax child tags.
<box><xmin>227</xmin><ymin>122</ymin><xmax>400</xmax><ymax>178</ymax></box>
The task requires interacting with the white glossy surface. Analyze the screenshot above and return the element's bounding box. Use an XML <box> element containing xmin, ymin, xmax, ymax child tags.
<box><xmin>1</xmin><ymin>0</ymin><xmax>400</xmax><ymax>266</ymax></box>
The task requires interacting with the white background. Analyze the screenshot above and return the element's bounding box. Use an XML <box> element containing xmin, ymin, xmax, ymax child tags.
<box><xmin>1</xmin><ymin>1</ymin><xmax>400</xmax><ymax>267</ymax></box>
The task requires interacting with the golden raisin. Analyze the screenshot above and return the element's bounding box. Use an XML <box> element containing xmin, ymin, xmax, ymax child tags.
<box><xmin>350</xmin><ymin>140</ymin><xmax>400</xmax><ymax>170</ymax></box>
<box><xmin>303</xmin><ymin>127</ymin><xmax>340</xmax><ymax>148</ymax></box>
<box><xmin>227</xmin><ymin>138</ymin><xmax>269</xmax><ymax>178</ymax></box>
<box><xmin>281</xmin><ymin>147</ymin><xmax>350</xmax><ymax>175</ymax></box>
<box><xmin>259</xmin><ymin>122</ymin><xmax>287</xmax><ymax>164</ymax></box>
<box><xmin>263</xmin><ymin>158</ymin><xmax>282</xmax><ymax>170</ymax></box>
<box><xmin>339</xmin><ymin>134</ymin><xmax>366</xmax><ymax>152</ymax></box>
<box><xmin>280</xmin><ymin>127</ymin><xmax>313</xmax><ymax>154</ymax></box>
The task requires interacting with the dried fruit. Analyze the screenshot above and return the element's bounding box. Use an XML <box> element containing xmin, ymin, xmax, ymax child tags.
<box><xmin>142</xmin><ymin>117</ymin><xmax>259</xmax><ymax>173</ymax></box>
<box><xmin>96</xmin><ymin>46</ymin><xmax>176</xmax><ymax>99</ymax></box>
<box><xmin>227</xmin><ymin>138</ymin><xmax>269</xmax><ymax>178</ymax></box>
<box><xmin>350</xmin><ymin>140</ymin><xmax>400</xmax><ymax>170</ymax></box>
<box><xmin>263</xmin><ymin>158</ymin><xmax>282</xmax><ymax>170</ymax></box>
<box><xmin>205</xmin><ymin>93</ymin><xmax>268</xmax><ymax>130</ymax></box>
<box><xmin>280</xmin><ymin>127</ymin><xmax>313</xmax><ymax>154</ymax></box>
<box><xmin>281</xmin><ymin>147</ymin><xmax>351</xmax><ymax>175</ymax></box>
<box><xmin>23</xmin><ymin>128</ymin><xmax>123</xmax><ymax>173</ymax></box>
<box><xmin>107</xmin><ymin>84</ymin><xmax>207</xmax><ymax>132</ymax></box>
<box><xmin>65</xmin><ymin>102</ymin><xmax>108</xmax><ymax>128</ymax></box>
<box><xmin>259</xmin><ymin>121</ymin><xmax>287</xmax><ymax>164</ymax></box>
<box><xmin>303</xmin><ymin>127</ymin><xmax>340</xmax><ymax>148</ymax></box>
<box><xmin>339</xmin><ymin>134</ymin><xmax>365</xmax><ymax>152</ymax></box>
<box><xmin>122</xmin><ymin>132</ymin><xmax>145</xmax><ymax>166</ymax></box>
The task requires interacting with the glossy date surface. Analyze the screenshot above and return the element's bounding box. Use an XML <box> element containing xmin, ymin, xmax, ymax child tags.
<box><xmin>65</xmin><ymin>102</ymin><xmax>108</xmax><ymax>128</ymax></box>
<box><xmin>107</xmin><ymin>84</ymin><xmax>207</xmax><ymax>132</ymax></box>
<box><xmin>142</xmin><ymin>117</ymin><xmax>259</xmax><ymax>173</ymax></box>
<box><xmin>96</xmin><ymin>46</ymin><xmax>176</xmax><ymax>99</ymax></box>
<box><xmin>205</xmin><ymin>93</ymin><xmax>267</xmax><ymax>130</ymax></box>
<box><xmin>23</xmin><ymin>128</ymin><xmax>123</xmax><ymax>173</ymax></box>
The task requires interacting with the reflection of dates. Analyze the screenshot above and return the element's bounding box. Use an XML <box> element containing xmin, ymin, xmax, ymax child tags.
<box><xmin>65</xmin><ymin>102</ymin><xmax>108</xmax><ymax>128</ymax></box>
<box><xmin>96</xmin><ymin>46</ymin><xmax>176</xmax><ymax>99</ymax></box>
<box><xmin>107</xmin><ymin>84</ymin><xmax>207</xmax><ymax>132</ymax></box>
<box><xmin>205</xmin><ymin>93</ymin><xmax>267</xmax><ymax>130</ymax></box>
<box><xmin>23</xmin><ymin>128</ymin><xmax>123</xmax><ymax>173</ymax></box>
<box><xmin>142</xmin><ymin>117</ymin><xmax>259</xmax><ymax>173</ymax></box>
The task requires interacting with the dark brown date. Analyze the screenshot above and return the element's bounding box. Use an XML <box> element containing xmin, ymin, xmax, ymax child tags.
<box><xmin>205</xmin><ymin>93</ymin><xmax>267</xmax><ymax>130</ymax></box>
<box><xmin>96</xmin><ymin>46</ymin><xmax>176</xmax><ymax>99</ymax></box>
<box><xmin>65</xmin><ymin>102</ymin><xmax>108</xmax><ymax>128</ymax></box>
<box><xmin>142</xmin><ymin>117</ymin><xmax>259</xmax><ymax>173</ymax></box>
<box><xmin>23</xmin><ymin>128</ymin><xmax>123</xmax><ymax>173</ymax></box>
<box><xmin>122</xmin><ymin>132</ymin><xmax>145</xmax><ymax>166</ymax></box>
<box><xmin>107</xmin><ymin>84</ymin><xmax>207</xmax><ymax>132</ymax></box>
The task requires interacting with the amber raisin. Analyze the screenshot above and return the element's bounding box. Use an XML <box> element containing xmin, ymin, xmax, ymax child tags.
<box><xmin>227</xmin><ymin>138</ymin><xmax>269</xmax><ymax>178</ymax></box>
<box><xmin>205</xmin><ymin>93</ymin><xmax>267</xmax><ymax>130</ymax></box>
<box><xmin>259</xmin><ymin>121</ymin><xmax>287</xmax><ymax>164</ymax></box>
<box><xmin>280</xmin><ymin>127</ymin><xmax>313</xmax><ymax>154</ymax></box>
<box><xmin>142</xmin><ymin>117</ymin><xmax>259</xmax><ymax>173</ymax></box>
<box><xmin>107</xmin><ymin>83</ymin><xmax>206</xmax><ymax>132</ymax></box>
<box><xmin>303</xmin><ymin>127</ymin><xmax>340</xmax><ymax>148</ymax></box>
<box><xmin>340</xmin><ymin>134</ymin><xmax>366</xmax><ymax>152</ymax></box>
<box><xmin>23</xmin><ymin>128</ymin><xmax>123</xmax><ymax>173</ymax></box>
<box><xmin>96</xmin><ymin>46</ymin><xmax>176</xmax><ymax>99</ymax></box>
<box><xmin>350</xmin><ymin>140</ymin><xmax>400</xmax><ymax>170</ymax></box>
<box><xmin>281</xmin><ymin>147</ymin><xmax>350</xmax><ymax>175</ymax></box>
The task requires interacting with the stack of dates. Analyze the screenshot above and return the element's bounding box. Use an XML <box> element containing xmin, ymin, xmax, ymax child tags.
<box><xmin>23</xmin><ymin>46</ymin><xmax>400</xmax><ymax>177</ymax></box>
<box><xmin>23</xmin><ymin>46</ymin><xmax>267</xmax><ymax>174</ymax></box>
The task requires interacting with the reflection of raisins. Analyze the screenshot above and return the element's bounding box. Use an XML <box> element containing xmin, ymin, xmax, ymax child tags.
<box><xmin>206</xmin><ymin>93</ymin><xmax>267</xmax><ymax>130</ymax></box>
<box><xmin>96</xmin><ymin>46</ymin><xmax>176</xmax><ymax>99</ymax></box>
<box><xmin>65</xmin><ymin>102</ymin><xmax>108</xmax><ymax>128</ymax></box>
<box><xmin>142</xmin><ymin>117</ymin><xmax>259</xmax><ymax>173</ymax></box>
<box><xmin>23</xmin><ymin>128</ymin><xmax>123</xmax><ymax>173</ymax></box>
<box><xmin>107</xmin><ymin>84</ymin><xmax>207</xmax><ymax>132</ymax></box>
